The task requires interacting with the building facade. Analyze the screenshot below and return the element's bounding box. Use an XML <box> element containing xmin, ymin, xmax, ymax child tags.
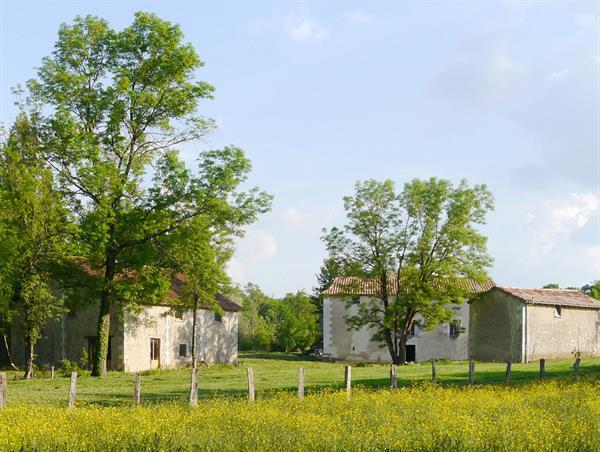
<box><xmin>469</xmin><ymin>286</ymin><xmax>600</xmax><ymax>362</ymax></box>
<box><xmin>322</xmin><ymin>277</ymin><xmax>492</xmax><ymax>363</ymax></box>
<box><xmin>11</xmin><ymin>292</ymin><xmax>241</xmax><ymax>373</ymax></box>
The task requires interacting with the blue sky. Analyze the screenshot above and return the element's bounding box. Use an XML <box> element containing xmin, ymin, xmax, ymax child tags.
<box><xmin>1</xmin><ymin>1</ymin><xmax>599</xmax><ymax>296</ymax></box>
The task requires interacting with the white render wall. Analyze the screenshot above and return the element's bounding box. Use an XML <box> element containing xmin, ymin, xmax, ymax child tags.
<box><xmin>526</xmin><ymin>304</ymin><xmax>600</xmax><ymax>361</ymax></box>
<box><xmin>123</xmin><ymin>306</ymin><xmax>238</xmax><ymax>373</ymax></box>
<box><xmin>323</xmin><ymin>296</ymin><xmax>469</xmax><ymax>363</ymax></box>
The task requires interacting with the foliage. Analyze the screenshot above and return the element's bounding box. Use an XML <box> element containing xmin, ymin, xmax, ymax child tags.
<box><xmin>0</xmin><ymin>112</ymin><xmax>71</xmax><ymax>377</ymax></box>
<box><xmin>27</xmin><ymin>12</ymin><xmax>271</xmax><ymax>376</ymax></box>
<box><xmin>1</xmin><ymin>378</ymin><xmax>599</xmax><ymax>450</ymax></box>
<box><xmin>235</xmin><ymin>285</ymin><xmax>319</xmax><ymax>352</ymax></box>
<box><xmin>582</xmin><ymin>280</ymin><xmax>600</xmax><ymax>301</ymax></box>
<box><xmin>235</xmin><ymin>284</ymin><xmax>277</xmax><ymax>351</ymax></box>
<box><xmin>322</xmin><ymin>178</ymin><xmax>494</xmax><ymax>364</ymax></box>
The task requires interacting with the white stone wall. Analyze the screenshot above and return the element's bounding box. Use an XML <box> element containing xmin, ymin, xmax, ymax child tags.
<box><xmin>123</xmin><ymin>306</ymin><xmax>238</xmax><ymax>373</ymax></box>
<box><xmin>323</xmin><ymin>295</ymin><xmax>469</xmax><ymax>363</ymax></box>
<box><xmin>526</xmin><ymin>305</ymin><xmax>600</xmax><ymax>361</ymax></box>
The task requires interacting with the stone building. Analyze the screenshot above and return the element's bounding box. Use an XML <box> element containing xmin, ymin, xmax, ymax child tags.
<box><xmin>322</xmin><ymin>276</ymin><xmax>493</xmax><ymax>363</ymax></box>
<box><xmin>10</xmin><ymin>280</ymin><xmax>241</xmax><ymax>373</ymax></box>
<box><xmin>469</xmin><ymin>286</ymin><xmax>600</xmax><ymax>362</ymax></box>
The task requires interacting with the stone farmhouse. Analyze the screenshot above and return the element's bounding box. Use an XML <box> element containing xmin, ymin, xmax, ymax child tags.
<box><xmin>322</xmin><ymin>276</ymin><xmax>493</xmax><ymax>363</ymax></box>
<box><xmin>322</xmin><ymin>277</ymin><xmax>600</xmax><ymax>363</ymax></box>
<box><xmin>469</xmin><ymin>286</ymin><xmax>600</xmax><ymax>362</ymax></box>
<box><xmin>11</xmin><ymin>277</ymin><xmax>241</xmax><ymax>373</ymax></box>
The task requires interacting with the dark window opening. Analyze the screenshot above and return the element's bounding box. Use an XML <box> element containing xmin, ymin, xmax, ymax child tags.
<box><xmin>408</xmin><ymin>324</ymin><xmax>416</xmax><ymax>337</ymax></box>
<box><xmin>174</xmin><ymin>311</ymin><xmax>184</xmax><ymax>320</ymax></box>
<box><xmin>179</xmin><ymin>344</ymin><xmax>187</xmax><ymax>357</ymax></box>
<box><xmin>352</xmin><ymin>296</ymin><xmax>360</xmax><ymax>305</ymax></box>
<box><xmin>449</xmin><ymin>320</ymin><xmax>461</xmax><ymax>337</ymax></box>
<box><xmin>555</xmin><ymin>306</ymin><xmax>562</xmax><ymax>318</ymax></box>
<box><xmin>214</xmin><ymin>312</ymin><xmax>222</xmax><ymax>323</ymax></box>
<box><xmin>405</xmin><ymin>344</ymin><xmax>416</xmax><ymax>362</ymax></box>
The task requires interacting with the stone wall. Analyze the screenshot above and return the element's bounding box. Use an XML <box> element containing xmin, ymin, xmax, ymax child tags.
<box><xmin>526</xmin><ymin>304</ymin><xmax>600</xmax><ymax>361</ymax></box>
<box><xmin>468</xmin><ymin>289</ymin><xmax>524</xmax><ymax>362</ymax></box>
<box><xmin>323</xmin><ymin>296</ymin><xmax>470</xmax><ymax>363</ymax></box>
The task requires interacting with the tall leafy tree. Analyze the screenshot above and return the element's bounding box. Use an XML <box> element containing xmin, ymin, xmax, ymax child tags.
<box><xmin>0</xmin><ymin>113</ymin><xmax>72</xmax><ymax>378</ymax></box>
<box><xmin>158</xmin><ymin>215</ymin><xmax>233</xmax><ymax>368</ymax></box>
<box><xmin>30</xmin><ymin>13</ymin><xmax>271</xmax><ymax>376</ymax></box>
<box><xmin>322</xmin><ymin>178</ymin><xmax>494</xmax><ymax>364</ymax></box>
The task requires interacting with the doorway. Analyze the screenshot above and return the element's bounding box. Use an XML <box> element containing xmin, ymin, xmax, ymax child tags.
<box><xmin>150</xmin><ymin>338</ymin><xmax>161</xmax><ymax>369</ymax></box>
<box><xmin>86</xmin><ymin>336</ymin><xmax>112</xmax><ymax>370</ymax></box>
<box><xmin>405</xmin><ymin>344</ymin><xmax>416</xmax><ymax>363</ymax></box>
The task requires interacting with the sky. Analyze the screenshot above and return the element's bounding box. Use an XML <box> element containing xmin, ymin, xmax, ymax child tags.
<box><xmin>0</xmin><ymin>1</ymin><xmax>599</xmax><ymax>297</ymax></box>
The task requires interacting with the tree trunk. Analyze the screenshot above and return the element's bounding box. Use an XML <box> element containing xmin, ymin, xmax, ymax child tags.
<box><xmin>2</xmin><ymin>334</ymin><xmax>18</xmax><ymax>371</ymax></box>
<box><xmin>91</xmin><ymin>250</ymin><xmax>116</xmax><ymax>377</ymax></box>
<box><xmin>397</xmin><ymin>335</ymin><xmax>407</xmax><ymax>364</ymax></box>
<box><xmin>191</xmin><ymin>288</ymin><xmax>198</xmax><ymax>369</ymax></box>
<box><xmin>23</xmin><ymin>334</ymin><xmax>34</xmax><ymax>380</ymax></box>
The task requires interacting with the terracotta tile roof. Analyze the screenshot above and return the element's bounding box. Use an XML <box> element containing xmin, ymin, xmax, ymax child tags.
<box><xmin>492</xmin><ymin>286</ymin><xmax>600</xmax><ymax>310</ymax></box>
<box><xmin>168</xmin><ymin>274</ymin><xmax>241</xmax><ymax>312</ymax></box>
<box><xmin>322</xmin><ymin>276</ymin><xmax>494</xmax><ymax>296</ymax></box>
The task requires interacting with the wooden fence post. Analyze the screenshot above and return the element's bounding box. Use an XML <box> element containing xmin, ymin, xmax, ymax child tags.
<box><xmin>189</xmin><ymin>367</ymin><xmax>198</xmax><ymax>406</ymax></box>
<box><xmin>298</xmin><ymin>368</ymin><xmax>305</xmax><ymax>401</ymax></box>
<box><xmin>247</xmin><ymin>368</ymin><xmax>255</xmax><ymax>402</ymax></box>
<box><xmin>133</xmin><ymin>373</ymin><xmax>141</xmax><ymax>405</ymax></box>
<box><xmin>390</xmin><ymin>364</ymin><xmax>397</xmax><ymax>389</ymax></box>
<box><xmin>68</xmin><ymin>372</ymin><xmax>77</xmax><ymax>411</ymax></box>
<box><xmin>505</xmin><ymin>362</ymin><xmax>512</xmax><ymax>385</ymax></box>
<box><xmin>0</xmin><ymin>372</ymin><xmax>7</xmax><ymax>408</ymax></box>
<box><xmin>50</xmin><ymin>366</ymin><xmax>55</xmax><ymax>380</ymax></box>
<box><xmin>431</xmin><ymin>360</ymin><xmax>437</xmax><ymax>383</ymax></box>
<box><xmin>468</xmin><ymin>359</ymin><xmax>475</xmax><ymax>386</ymax></box>
<box><xmin>573</xmin><ymin>357</ymin><xmax>581</xmax><ymax>380</ymax></box>
<box><xmin>539</xmin><ymin>359</ymin><xmax>545</xmax><ymax>379</ymax></box>
<box><xmin>345</xmin><ymin>366</ymin><xmax>351</xmax><ymax>400</ymax></box>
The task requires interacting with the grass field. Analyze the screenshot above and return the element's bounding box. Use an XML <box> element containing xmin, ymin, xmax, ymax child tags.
<box><xmin>3</xmin><ymin>353</ymin><xmax>600</xmax><ymax>406</ymax></box>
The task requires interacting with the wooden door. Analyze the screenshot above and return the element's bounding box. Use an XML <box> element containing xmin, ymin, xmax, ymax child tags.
<box><xmin>150</xmin><ymin>338</ymin><xmax>161</xmax><ymax>369</ymax></box>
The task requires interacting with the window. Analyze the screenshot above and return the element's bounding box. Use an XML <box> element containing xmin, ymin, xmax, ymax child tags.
<box><xmin>554</xmin><ymin>306</ymin><xmax>562</xmax><ymax>318</ymax></box>
<box><xmin>449</xmin><ymin>320</ymin><xmax>461</xmax><ymax>337</ymax></box>
<box><xmin>174</xmin><ymin>311</ymin><xmax>184</xmax><ymax>320</ymax></box>
<box><xmin>214</xmin><ymin>312</ymin><xmax>222</xmax><ymax>323</ymax></box>
<box><xmin>352</xmin><ymin>296</ymin><xmax>360</xmax><ymax>305</ymax></box>
<box><xmin>179</xmin><ymin>344</ymin><xmax>187</xmax><ymax>357</ymax></box>
<box><xmin>408</xmin><ymin>324</ymin><xmax>416</xmax><ymax>337</ymax></box>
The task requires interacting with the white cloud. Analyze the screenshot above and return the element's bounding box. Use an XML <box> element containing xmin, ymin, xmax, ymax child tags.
<box><xmin>525</xmin><ymin>192</ymin><xmax>599</xmax><ymax>261</ymax></box>
<box><xmin>284</xmin><ymin>16</ymin><xmax>329</xmax><ymax>41</ymax></box>
<box><xmin>237</xmin><ymin>229</ymin><xmax>277</xmax><ymax>262</ymax></box>
<box><xmin>592</xmin><ymin>56</ymin><xmax>600</xmax><ymax>64</ymax></box>
<box><xmin>345</xmin><ymin>11</ymin><xmax>374</xmax><ymax>27</ymax></box>
<box><xmin>279</xmin><ymin>207</ymin><xmax>305</xmax><ymax>225</ymax></box>
<box><xmin>546</xmin><ymin>68</ymin><xmax>569</xmax><ymax>83</ymax></box>
<box><xmin>227</xmin><ymin>258</ymin><xmax>246</xmax><ymax>282</ymax></box>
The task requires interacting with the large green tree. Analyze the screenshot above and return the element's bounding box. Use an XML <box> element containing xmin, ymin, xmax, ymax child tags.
<box><xmin>322</xmin><ymin>178</ymin><xmax>494</xmax><ymax>364</ymax></box>
<box><xmin>30</xmin><ymin>13</ymin><xmax>271</xmax><ymax>376</ymax></box>
<box><xmin>158</xmin><ymin>214</ymin><xmax>233</xmax><ymax>368</ymax></box>
<box><xmin>0</xmin><ymin>113</ymin><xmax>72</xmax><ymax>378</ymax></box>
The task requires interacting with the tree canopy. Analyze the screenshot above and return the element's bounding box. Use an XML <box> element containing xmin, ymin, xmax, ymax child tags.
<box><xmin>322</xmin><ymin>178</ymin><xmax>494</xmax><ymax>364</ymax></box>
<box><xmin>28</xmin><ymin>12</ymin><xmax>271</xmax><ymax>376</ymax></box>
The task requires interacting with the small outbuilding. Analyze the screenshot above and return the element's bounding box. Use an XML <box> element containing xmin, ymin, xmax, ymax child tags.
<box><xmin>469</xmin><ymin>286</ymin><xmax>600</xmax><ymax>362</ymax></box>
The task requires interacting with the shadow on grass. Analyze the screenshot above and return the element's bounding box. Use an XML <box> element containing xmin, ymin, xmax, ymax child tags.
<box><xmin>239</xmin><ymin>352</ymin><xmax>322</xmax><ymax>362</ymax></box>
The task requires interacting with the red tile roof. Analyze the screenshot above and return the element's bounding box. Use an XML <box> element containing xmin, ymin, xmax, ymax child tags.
<box><xmin>492</xmin><ymin>286</ymin><xmax>600</xmax><ymax>310</ymax></box>
<box><xmin>322</xmin><ymin>276</ymin><xmax>494</xmax><ymax>296</ymax></box>
<box><xmin>168</xmin><ymin>274</ymin><xmax>241</xmax><ymax>312</ymax></box>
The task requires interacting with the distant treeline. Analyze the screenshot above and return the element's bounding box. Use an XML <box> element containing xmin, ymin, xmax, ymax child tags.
<box><xmin>229</xmin><ymin>284</ymin><xmax>321</xmax><ymax>353</ymax></box>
